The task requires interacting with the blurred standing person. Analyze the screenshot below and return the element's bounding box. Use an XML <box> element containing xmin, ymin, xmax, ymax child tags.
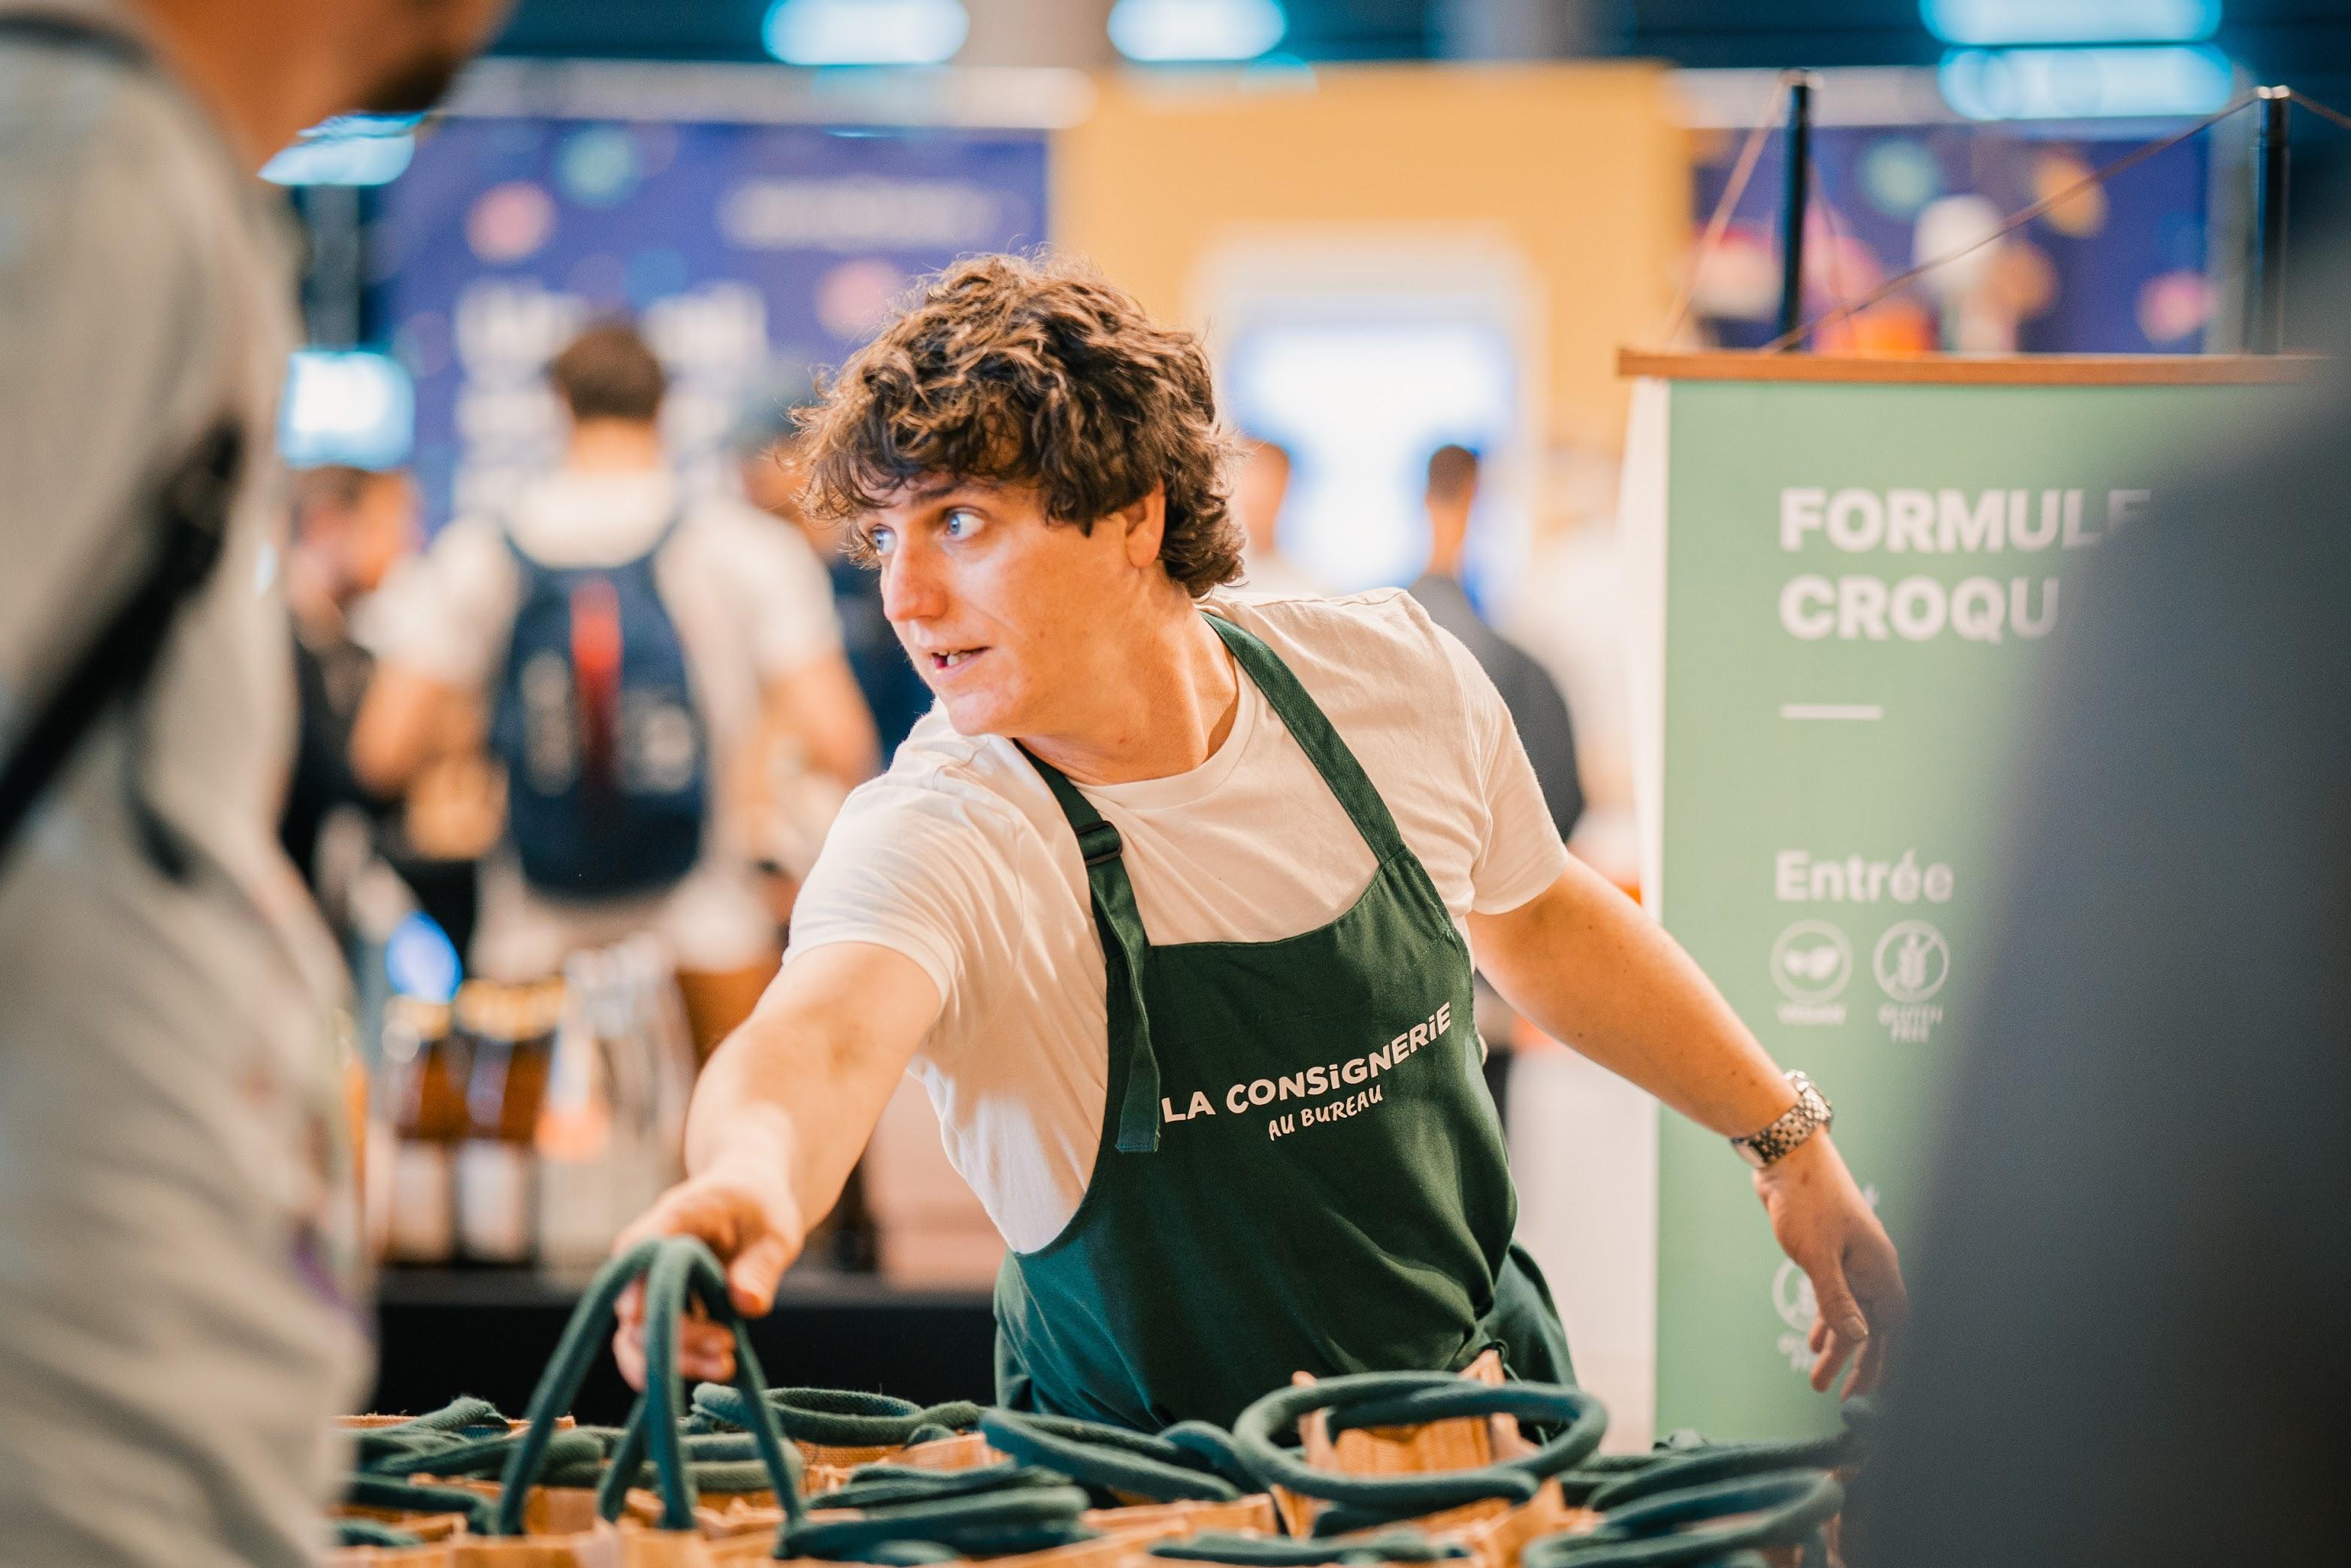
<box><xmin>280</xmin><ymin>464</ymin><xmax>416</xmax><ymax>891</ymax></box>
<box><xmin>1232</xmin><ymin>436</ymin><xmax>1322</xmax><ymax>597</ymax></box>
<box><xmin>0</xmin><ymin>1</ymin><xmax>509</xmax><ymax>1562</ymax></box>
<box><xmin>354</xmin><ymin>322</ymin><xmax>878</xmax><ymax>1055</ymax></box>
<box><xmin>1408</xmin><ymin>445</ymin><xmax>1584</xmax><ymax>841</ymax></box>
<box><xmin>735</xmin><ymin>378</ymin><xmax>930</xmax><ymax>761</ymax></box>
<box><xmin>1854</xmin><ymin>282</ymin><xmax>2351</xmax><ymax>1563</ymax></box>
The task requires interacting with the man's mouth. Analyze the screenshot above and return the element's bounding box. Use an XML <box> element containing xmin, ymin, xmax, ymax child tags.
<box><xmin>926</xmin><ymin>647</ymin><xmax>986</xmax><ymax>674</ymax></box>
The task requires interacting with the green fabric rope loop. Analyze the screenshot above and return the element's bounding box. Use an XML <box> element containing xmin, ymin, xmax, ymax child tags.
<box><xmin>777</xmin><ymin>1482</ymin><xmax>1096</xmax><ymax>1561</ymax></box>
<box><xmin>1231</xmin><ymin>1374</ymin><xmax>1603</xmax><ymax>1525</ymax></box>
<box><xmin>1574</xmin><ymin>1398</ymin><xmax>1876</xmax><ymax>1512</ymax></box>
<box><xmin>335</xmin><ymin>1518</ymin><xmax>425</xmax><ymax>1548</ymax></box>
<box><xmin>693</xmin><ymin>1383</ymin><xmax>984</xmax><ymax>1448</ymax></box>
<box><xmin>341</xmin><ymin>1475</ymin><xmax>496</xmax><ymax>1537</ymax></box>
<box><xmin>1521</xmin><ymin>1471</ymin><xmax>1844</xmax><ymax>1568</ymax></box>
<box><xmin>821</xmin><ymin>1463</ymin><xmax>1073</xmax><ymax>1512</ymax></box>
<box><xmin>489</xmin><ymin>1237</ymin><xmax>805</xmax><ymax>1537</ymax></box>
<box><xmin>1151</xmin><ymin>1530</ymin><xmax>1472</xmax><ymax>1563</ymax></box>
<box><xmin>365</xmin><ymin>1427</ymin><xmax>604</xmax><ymax>1482</ymax></box>
<box><xmin>980</xmin><ymin>1409</ymin><xmax>1244</xmax><ymax>1503</ymax></box>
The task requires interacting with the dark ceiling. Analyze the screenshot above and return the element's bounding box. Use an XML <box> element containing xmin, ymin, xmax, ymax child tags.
<box><xmin>488</xmin><ymin>0</ymin><xmax>2351</xmax><ymax>83</ymax></box>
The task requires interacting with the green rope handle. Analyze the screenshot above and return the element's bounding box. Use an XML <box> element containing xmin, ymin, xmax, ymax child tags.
<box><xmin>821</xmin><ymin>1463</ymin><xmax>1073</xmax><ymax>1512</ymax></box>
<box><xmin>1232</xmin><ymin>1374</ymin><xmax>1603</xmax><ymax>1523</ymax></box>
<box><xmin>1521</xmin><ymin>1472</ymin><xmax>1843</xmax><ymax>1568</ymax></box>
<box><xmin>366</xmin><ymin>1427</ymin><xmax>604</xmax><ymax>1481</ymax></box>
<box><xmin>605</xmin><ymin>1240</ymin><xmax>807</xmax><ymax>1531</ymax></box>
<box><xmin>1151</xmin><ymin>1531</ymin><xmax>1471</xmax><ymax>1563</ymax></box>
<box><xmin>342</xmin><ymin>1476</ymin><xmax>495</xmax><ymax>1536</ymax></box>
<box><xmin>1572</xmin><ymin>1398</ymin><xmax>1877</xmax><ymax>1512</ymax></box>
<box><xmin>335</xmin><ymin>1518</ymin><xmax>425</xmax><ymax>1548</ymax></box>
<box><xmin>850</xmin><ymin>1544</ymin><xmax>963</xmax><ymax>1566</ymax></box>
<box><xmin>389</xmin><ymin>1397</ymin><xmax>509</xmax><ymax>1434</ymax></box>
<box><xmin>1160</xmin><ymin>1421</ymin><xmax>1263</xmax><ymax>1494</ymax></box>
<box><xmin>692</xmin><ymin>1383</ymin><xmax>984</xmax><ymax>1448</ymax></box>
<box><xmin>980</xmin><ymin>1409</ymin><xmax>1242</xmax><ymax>1503</ymax></box>
<box><xmin>779</xmin><ymin>1482</ymin><xmax>1095</xmax><ymax>1560</ymax></box>
<box><xmin>489</xmin><ymin>1237</ymin><xmax>804</xmax><ymax>1536</ymax></box>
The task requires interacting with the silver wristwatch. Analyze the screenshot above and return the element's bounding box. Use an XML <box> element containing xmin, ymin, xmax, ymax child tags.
<box><xmin>1730</xmin><ymin>1071</ymin><xmax>1832</xmax><ymax>1169</ymax></box>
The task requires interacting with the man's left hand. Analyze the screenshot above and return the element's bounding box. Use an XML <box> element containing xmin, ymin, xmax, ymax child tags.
<box><xmin>1753</xmin><ymin>1131</ymin><xmax>1907</xmax><ymax>1397</ymax></box>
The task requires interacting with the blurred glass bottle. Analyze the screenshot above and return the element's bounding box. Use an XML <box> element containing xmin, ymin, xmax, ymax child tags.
<box><xmin>381</xmin><ymin>994</ymin><xmax>464</xmax><ymax>1264</ymax></box>
<box><xmin>536</xmin><ymin>955</ymin><xmax>621</xmax><ymax>1271</ymax></box>
<box><xmin>455</xmin><ymin>980</ymin><xmax>553</xmax><ymax>1266</ymax></box>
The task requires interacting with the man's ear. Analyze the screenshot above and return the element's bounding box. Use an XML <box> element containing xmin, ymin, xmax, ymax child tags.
<box><xmin>1112</xmin><ymin>486</ymin><xmax>1167</xmax><ymax>571</ymax></box>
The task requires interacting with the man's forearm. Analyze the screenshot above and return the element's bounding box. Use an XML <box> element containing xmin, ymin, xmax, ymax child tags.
<box><xmin>1469</xmin><ymin>858</ymin><xmax>1796</xmax><ymax>1138</ymax></box>
<box><xmin>680</xmin><ymin>942</ymin><xmax>939</xmax><ymax>1247</ymax></box>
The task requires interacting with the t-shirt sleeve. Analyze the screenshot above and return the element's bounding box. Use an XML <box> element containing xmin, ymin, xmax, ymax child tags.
<box><xmin>783</xmin><ymin>774</ymin><xmax>1037</xmax><ymax>1019</ymax></box>
<box><xmin>1434</xmin><ymin>621</ymin><xmax>1571</xmax><ymax>913</ymax></box>
<box><xmin>722</xmin><ymin>507</ymin><xmax>844</xmax><ymax>677</ymax></box>
<box><xmin>357</xmin><ymin>518</ymin><xmax>516</xmax><ymax>692</ymax></box>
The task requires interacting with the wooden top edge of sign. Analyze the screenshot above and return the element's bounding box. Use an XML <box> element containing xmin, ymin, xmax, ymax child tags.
<box><xmin>1615</xmin><ymin>350</ymin><xmax>2328</xmax><ymax>386</ymax></box>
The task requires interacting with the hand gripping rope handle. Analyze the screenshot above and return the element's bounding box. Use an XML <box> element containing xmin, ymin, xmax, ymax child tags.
<box><xmin>490</xmin><ymin>1237</ymin><xmax>806</xmax><ymax>1536</ymax></box>
<box><xmin>1231</xmin><ymin>1374</ymin><xmax>1606</xmax><ymax>1529</ymax></box>
<box><xmin>1521</xmin><ymin>1471</ymin><xmax>1844</xmax><ymax>1568</ymax></box>
<box><xmin>979</xmin><ymin>1408</ymin><xmax>1247</xmax><ymax>1503</ymax></box>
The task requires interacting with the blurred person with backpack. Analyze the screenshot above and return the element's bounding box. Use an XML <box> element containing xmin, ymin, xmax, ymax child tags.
<box><xmin>353</xmin><ymin>321</ymin><xmax>878</xmax><ymax>1055</ymax></box>
<box><xmin>0</xmin><ymin>0</ymin><xmax>509</xmax><ymax>1560</ymax></box>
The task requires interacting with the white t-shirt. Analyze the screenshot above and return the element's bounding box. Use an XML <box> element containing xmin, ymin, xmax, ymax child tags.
<box><xmin>788</xmin><ymin>588</ymin><xmax>1569</xmax><ymax>1251</ymax></box>
<box><xmin>1</xmin><ymin>6</ymin><xmax>366</xmax><ymax>1560</ymax></box>
<box><xmin>365</xmin><ymin>471</ymin><xmax>842</xmax><ymax>978</ymax></box>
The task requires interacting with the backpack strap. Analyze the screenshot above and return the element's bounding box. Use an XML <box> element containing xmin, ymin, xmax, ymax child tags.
<box><xmin>0</xmin><ymin>419</ymin><xmax>244</xmax><ymax>880</ymax></box>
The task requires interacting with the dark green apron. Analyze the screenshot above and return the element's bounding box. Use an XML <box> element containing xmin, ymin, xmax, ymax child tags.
<box><xmin>993</xmin><ymin>613</ymin><xmax>1574</xmax><ymax>1432</ymax></box>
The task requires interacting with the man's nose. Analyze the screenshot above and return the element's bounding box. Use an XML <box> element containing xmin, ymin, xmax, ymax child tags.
<box><xmin>880</xmin><ymin>540</ymin><xmax>944</xmax><ymax>625</ymax></box>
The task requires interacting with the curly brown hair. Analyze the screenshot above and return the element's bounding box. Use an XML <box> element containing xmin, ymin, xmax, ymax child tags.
<box><xmin>797</xmin><ymin>253</ymin><xmax>1246</xmax><ymax>597</ymax></box>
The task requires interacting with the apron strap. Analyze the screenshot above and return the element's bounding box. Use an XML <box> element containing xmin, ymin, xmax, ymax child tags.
<box><xmin>1204</xmin><ymin>613</ymin><xmax>1413</xmax><ymax>865</ymax></box>
<box><xmin>1017</xmin><ymin>610</ymin><xmax>1418</xmax><ymax>1155</ymax></box>
<box><xmin>1018</xmin><ymin>746</ymin><xmax>1164</xmax><ymax>1154</ymax></box>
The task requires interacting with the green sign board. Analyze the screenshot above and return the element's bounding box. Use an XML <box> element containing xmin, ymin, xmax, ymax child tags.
<box><xmin>1629</xmin><ymin>370</ymin><xmax>2287</xmax><ymax>1439</ymax></box>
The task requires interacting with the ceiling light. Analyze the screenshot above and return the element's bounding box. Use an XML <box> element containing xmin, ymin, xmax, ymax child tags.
<box><xmin>1921</xmin><ymin>0</ymin><xmax>2220</xmax><ymax>47</ymax></box>
<box><xmin>761</xmin><ymin>0</ymin><xmax>970</xmax><ymax>66</ymax></box>
<box><xmin>1109</xmin><ymin>0</ymin><xmax>1287</xmax><ymax>64</ymax></box>
<box><xmin>1938</xmin><ymin>44</ymin><xmax>2235</xmax><ymax>120</ymax></box>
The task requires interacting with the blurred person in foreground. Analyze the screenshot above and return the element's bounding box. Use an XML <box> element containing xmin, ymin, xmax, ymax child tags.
<box><xmin>1855</xmin><ymin>248</ymin><xmax>2351</xmax><ymax>1565</ymax></box>
<box><xmin>1232</xmin><ymin>435</ymin><xmax>1322</xmax><ymax>597</ymax></box>
<box><xmin>607</xmin><ymin>253</ymin><xmax>1899</xmax><ymax>1429</ymax></box>
<box><xmin>280</xmin><ymin>464</ymin><xmax>415</xmax><ymax>892</ymax></box>
<box><xmin>1408</xmin><ymin>444</ymin><xmax>1584</xmax><ymax>842</ymax></box>
<box><xmin>354</xmin><ymin>322</ymin><xmax>879</xmax><ymax>1054</ymax></box>
<box><xmin>0</xmin><ymin>0</ymin><xmax>508</xmax><ymax>1561</ymax></box>
<box><xmin>735</xmin><ymin>374</ymin><xmax>930</xmax><ymax>763</ymax></box>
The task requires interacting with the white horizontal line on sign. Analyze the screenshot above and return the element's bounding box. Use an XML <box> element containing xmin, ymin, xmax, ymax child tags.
<box><xmin>1780</xmin><ymin>703</ymin><xmax>1884</xmax><ymax>721</ymax></box>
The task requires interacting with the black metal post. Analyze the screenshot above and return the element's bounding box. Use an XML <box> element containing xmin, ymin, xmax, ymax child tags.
<box><xmin>2248</xmin><ymin>86</ymin><xmax>2291</xmax><ymax>353</ymax></box>
<box><xmin>1775</xmin><ymin>74</ymin><xmax>1814</xmax><ymax>350</ymax></box>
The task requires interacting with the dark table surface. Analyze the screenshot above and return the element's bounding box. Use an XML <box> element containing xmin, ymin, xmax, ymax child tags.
<box><xmin>368</xmin><ymin>1266</ymin><xmax>997</xmax><ymax>1424</ymax></box>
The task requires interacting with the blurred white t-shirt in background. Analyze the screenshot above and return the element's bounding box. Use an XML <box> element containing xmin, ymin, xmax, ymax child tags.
<box><xmin>365</xmin><ymin>470</ymin><xmax>843</xmax><ymax>979</ymax></box>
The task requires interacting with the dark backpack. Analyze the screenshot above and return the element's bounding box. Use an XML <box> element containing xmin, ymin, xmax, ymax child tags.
<box><xmin>489</xmin><ymin>514</ymin><xmax>709</xmax><ymax>900</ymax></box>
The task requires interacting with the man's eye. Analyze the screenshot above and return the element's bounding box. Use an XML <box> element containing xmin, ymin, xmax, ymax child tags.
<box><xmin>869</xmin><ymin>526</ymin><xmax>896</xmax><ymax>556</ymax></box>
<box><xmin>943</xmin><ymin>508</ymin><xmax>982</xmax><ymax>540</ymax></box>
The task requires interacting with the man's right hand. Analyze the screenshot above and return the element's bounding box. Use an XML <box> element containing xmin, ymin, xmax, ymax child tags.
<box><xmin>610</xmin><ymin>1164</ymin><xmax>805</xmax><ymax>1391</ymax></box>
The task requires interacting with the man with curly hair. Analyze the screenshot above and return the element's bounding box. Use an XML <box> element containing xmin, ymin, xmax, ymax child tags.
<box><xmin>616</xmin><ymin>253</ymin><xmax>1903</xmax><ymax>1430</ymax></box>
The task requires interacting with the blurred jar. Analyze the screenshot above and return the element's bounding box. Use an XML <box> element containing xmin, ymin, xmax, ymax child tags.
<box><xmin>453</xmin><ymin>980</ymin><xmax>554</xmax><ymax>1266</ymax></box>
<box><xmin>380</xmin><ymin>996</ymin><xmax>463</xmax><ymax>1264</ymax></box>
